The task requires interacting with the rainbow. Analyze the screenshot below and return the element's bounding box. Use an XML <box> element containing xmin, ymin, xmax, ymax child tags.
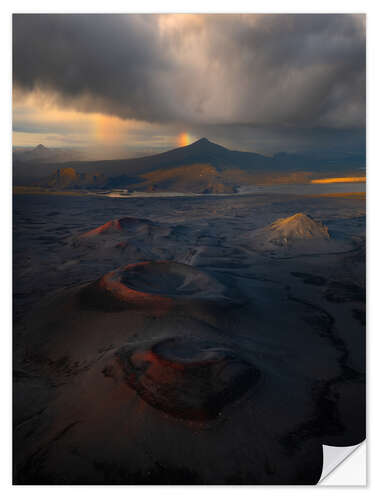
<box><xmin>177</xmin><ymin>132</ymin><xmax>191</xmax><ymax>147</ymax></box>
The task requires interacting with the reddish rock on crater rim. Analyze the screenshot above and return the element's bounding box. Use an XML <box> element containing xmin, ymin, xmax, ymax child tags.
<box><xmin>81</xmin><ymin>217</ymin><xmax>155</xmax><ymax>238</ymax></box>
<box><xmin>116</xmin><ymin>338</ymin><xmax>261</xmax><ymax>420</ymax></box>
<box><xmin>80</xmin><ymin>261</ymin><xmax>227</xmax><ymax>313</ymax></box>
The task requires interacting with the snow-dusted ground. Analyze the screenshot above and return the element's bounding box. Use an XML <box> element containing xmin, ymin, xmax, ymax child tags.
<box><xmin>13</xmin><ymin>192</ymin><xmax>365</xmax><ymax>484</ymax></box>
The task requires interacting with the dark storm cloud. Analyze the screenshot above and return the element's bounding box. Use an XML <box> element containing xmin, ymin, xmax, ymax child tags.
<box><xmin>196</xmin><ymin>14</ymin><xmax>365</xmax><ymax>129</ymax></box>
<box><xmin>13</xmin><ymin>14</ymin><xmax>365</xmax><ymax>132</ymax></box>
<box><xmin>190</xmin><ymin>123</ymin><xmax>366</xmax><ymax>156</ymax></box>
<box><xmin>13</xmin><ymin>14</ymin><xmax>176</xmax><ymax>122</ymax></box>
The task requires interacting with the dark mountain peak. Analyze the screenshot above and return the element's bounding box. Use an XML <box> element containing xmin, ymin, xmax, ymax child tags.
<box><xmin>188</xmin><ymin>137</ymin><xmax>228</xmax><ymax>152</ymax></box>
<box><xmin>191</xmin><ymin>137</ymin><xmax>216</xmax><ymax>147</ymax></box>
<box><xmin>34</xmin><ymin>144</ymin><xmax>48</xmax><ymax>152</ymax></box>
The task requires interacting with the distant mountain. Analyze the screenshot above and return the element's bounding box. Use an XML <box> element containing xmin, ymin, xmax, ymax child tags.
<box><xmin>14</xmin><ymin>138</ymin><xmax>366</xmax><ymax>191</ymax></box>
<box><xmin>13</xmin><ymin>144</ymin><xmax>85</xmax><ymax>164</ymax></box>
<box><xmin>36</xmin><ymin>167</ymin><xmax>107</xmax><ymax>189</ymax></box>
<box><xmin>13</xmin><ymin>145</ymin><xmax>86</xmax><ymax>184</ymax></box>
<box><xmin>89</xmin><ymin>137</ymin><xmax>274</xmax><ymax>178</ymax></box>
<box><xmin>33</xmin><ymin>143</ymin><xmax>48</xmax><ymax>153</ymax></box>
<box><xmin>14</xmin><ymin>138</ymin><xmax>274</xmax><ymax>185</ymax></box>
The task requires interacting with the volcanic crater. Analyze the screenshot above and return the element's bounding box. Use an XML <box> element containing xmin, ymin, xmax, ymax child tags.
<box><xmin>80</xmin><ymin>261</ymin><xmax>228</xmax><ymax>312</ymax></box>
<box><xmin>116</xmin><ymin>337</ymin><xmax>261</xmax><ymax>420</ymax></box>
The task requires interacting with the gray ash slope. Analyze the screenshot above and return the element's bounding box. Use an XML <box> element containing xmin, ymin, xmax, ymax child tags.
<box><xmin>13</xmin><ymin>191</ymin><xmax>365</xmax><ymax>484</ymax></box>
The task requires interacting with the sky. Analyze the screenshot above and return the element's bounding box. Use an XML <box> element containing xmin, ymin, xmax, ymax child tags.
<box><xmin>13</xmin><ymin>14</ymin><xmax>366</xmax><ymax>158</ymax></box>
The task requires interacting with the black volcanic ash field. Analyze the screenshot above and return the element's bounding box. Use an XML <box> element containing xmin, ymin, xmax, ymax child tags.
<box><xmin>13</xmin><ymin>192</ymin><xmax>365</xmax><ymax>484</ymax></box>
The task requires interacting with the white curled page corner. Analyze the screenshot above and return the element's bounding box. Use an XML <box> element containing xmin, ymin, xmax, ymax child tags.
<box><xmin>319</xmin><ymin>441</ymin><xmax>366</xmax><ymax>485</ymax></box>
